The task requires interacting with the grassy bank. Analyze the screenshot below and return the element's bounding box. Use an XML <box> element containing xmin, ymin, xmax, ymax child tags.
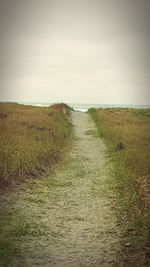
<box><xmin>89</xmin><ymin>108</ymin><xmax>150</xmax><ymax>266</ymax></box>
<box><xmin>0</xmin><ymin>103</ymin><xmax>72</xmax><ymax>188</ymax></box>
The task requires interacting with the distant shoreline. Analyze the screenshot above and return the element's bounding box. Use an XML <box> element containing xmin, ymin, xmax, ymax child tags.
<box><xmin>0</xmin><ymin>101</ymin><xmax>150</xmax><ymax>112</ymax></box>
<box><xmin>18</xmin><ymin>102</ymin><xmax>150</xmax><ymax>112</ymax></box>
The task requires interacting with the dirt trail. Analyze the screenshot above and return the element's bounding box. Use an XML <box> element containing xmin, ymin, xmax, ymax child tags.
<box><xmin>0</xmin><ymin>111</ymin><xmax>120</xmax><ymax>267</ymax></box>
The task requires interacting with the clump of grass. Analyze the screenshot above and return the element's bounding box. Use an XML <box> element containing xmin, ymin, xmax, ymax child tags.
<box><xmin>0</xmin><ymin>239</ymin><xmax>18</xmax><ymax>266</ymax></box>
<box><xmin>85</xmin><ymin>129</ymin><xmax>99</xmax><ymax>137</ymax></box>
<box><xmin>89</xmin><ymin>107</ymin><xmax>150</xmax><ymax>266</ymax></box>
<box><xmin>12</xmin><ymin>220</ymin><xmax>47</xmax><ymax>237</ymax></box>
<box><xmin>0</xmin><ymin>103</ymin><xmax>72</xmax><ymax>188</ymax></box>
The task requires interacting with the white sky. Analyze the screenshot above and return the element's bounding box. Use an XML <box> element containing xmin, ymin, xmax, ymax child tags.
<box><xmin>0</xmin><ymin>0</ymin><xmax>150</xmax><ymax>104</ymax></box>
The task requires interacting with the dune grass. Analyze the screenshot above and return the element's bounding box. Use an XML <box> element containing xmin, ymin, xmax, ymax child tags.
<box><xmin>89</xmin><ymin>108</ymin><xmax>150</xmax><ymax>266</ymax></box>
<box><xmin>0</xmin><ymin>103</ymin><xmax>72</xmax><ymax>188</ymax></box>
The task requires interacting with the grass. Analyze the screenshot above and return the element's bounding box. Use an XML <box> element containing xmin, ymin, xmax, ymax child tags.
<box><xmin>89</xmin><ymin>107</ymin><xmax>150</xmax><ymax>266</ymax></box>
<box><xmin>0</xmin><ymin>102</ymin><xmax>72</xmax><ymax>188</ymax></box>
<box><xmin>0</xmin><ymin>102</ymin><xmax>73</xmax><ymax>265</ymax></box>
<box><xmin>0</xmin><ymin>240</ymin><xmax>18</xmax><ymax>267</ymax></box>
<box><xmin>11</xmin><ymin>220</ymin><xmax>47</xmax><ymax>237</ymax></box>
<box><xmin>84</xmin><ymin>129</ymin><xmax>99</xmax><ymax>137</ymax></box>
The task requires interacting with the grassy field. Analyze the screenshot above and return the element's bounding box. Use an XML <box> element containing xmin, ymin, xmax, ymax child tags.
<box><xmin>0</xmin><ymin>103</ymin><xmax>72</xmax><ymax>188</ymax></box>
<box><xmin>89</xmin><ymin>108</ymin><xmax>150</xmax><ymax>266</ymax></box>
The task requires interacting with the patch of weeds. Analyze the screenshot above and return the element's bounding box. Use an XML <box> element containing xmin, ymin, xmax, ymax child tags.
<box><xmin>47</xmin><ymin>177</ymin><xmax>72</xmax><ymax>188</ymax></box>
<box><xmin>0</xmin><ymin>239</ymin><xmax>18</xmax><ymax>266</ymax></box>
<box><xmin>84</xmin><ymin>129</ymin><xmax>99</xmax><ymax>138</ymax></box>
<box><xmin>12</xmin><ymin>221</ymin><xmax>47</xmax><ymax>237</ymax></box>
<box><xmin>75</xmin><ymin>167</ymin><xmax>86</xmax><ymax>178</ymax></box>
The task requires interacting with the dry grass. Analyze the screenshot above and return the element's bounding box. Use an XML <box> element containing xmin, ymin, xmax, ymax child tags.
<box><xmin>0</xmin><ymin>103</ymin><xmax>72</xmax><ymax>188</ymax></box>
<box><xmin>89</xmin><ymin>108</ymin><xmax>150</xmax><ymax>266</ymax></box>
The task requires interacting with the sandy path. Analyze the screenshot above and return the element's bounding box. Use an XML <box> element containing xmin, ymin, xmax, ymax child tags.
<box><xmin>0</xmin><ymin>111</ymin><xmax>120</xmax><ymax>267</ymax></box>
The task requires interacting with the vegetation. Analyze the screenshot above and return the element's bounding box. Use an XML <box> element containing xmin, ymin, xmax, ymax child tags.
<box><xmin>0</xmin><ymin>103</ymin><xmax>72</xmax><ymax>188</ymax></box>
<box><xmin>89</xmin><ymin>108</ymin><xmax>150</xmax><ymax>266</ymax></box>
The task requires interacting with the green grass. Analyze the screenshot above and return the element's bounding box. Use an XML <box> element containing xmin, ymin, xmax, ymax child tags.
<box><xmin>89</xmin><ymin>107</ymin><xmax>150</xmax><ymax>266</ymax></box>
<box><xmin>0</xmin><ymin>240</ymin><xmax>18</xmax><ymax>267</ymax></box>
<box><xmin>11</xmin><ymin>220</ymin><xmax>47</xmax><ymax>237</ymax></box>
<box><xmin>0</xmin><ymin>103</ymin><xmax>72</xmax><ymax>188</ymax></box>
<box><xmin>0</xmin><ymin>102</ymin><xmax>73</xmax><ymax>265</ymax></box>
<box><xmin>84</xmin><ymin>129</ymin><xmax>99</xmax><ymax>137</ymax></box>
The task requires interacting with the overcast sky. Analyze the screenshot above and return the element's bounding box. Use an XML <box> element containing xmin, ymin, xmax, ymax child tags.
<box><xmin>0</xmin><ymin>0</ymin><xmax>150</xmax><ymax>104</ymax></box>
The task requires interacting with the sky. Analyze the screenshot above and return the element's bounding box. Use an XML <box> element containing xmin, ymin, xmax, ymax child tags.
<box><xmin>0</xmin><ymin>0</ymin><xmax>150</xmax><ymax>104</ymax></box>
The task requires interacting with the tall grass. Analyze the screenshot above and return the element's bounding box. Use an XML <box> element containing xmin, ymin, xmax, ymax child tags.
<box><xmin>0</xmin><ymin>103</ymin><xmax>72</xmax><ymax>188</ymax></box>
<box><xmin>89</xmin><ymin>108</ymin><xmax>150</xmax><ymax>266</ymax></box>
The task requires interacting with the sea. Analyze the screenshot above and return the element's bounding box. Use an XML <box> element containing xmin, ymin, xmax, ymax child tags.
<box><xmin>19</xmin><ymin>102</ymin><xmax>150</xmax><ymax>112</ymax></box>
